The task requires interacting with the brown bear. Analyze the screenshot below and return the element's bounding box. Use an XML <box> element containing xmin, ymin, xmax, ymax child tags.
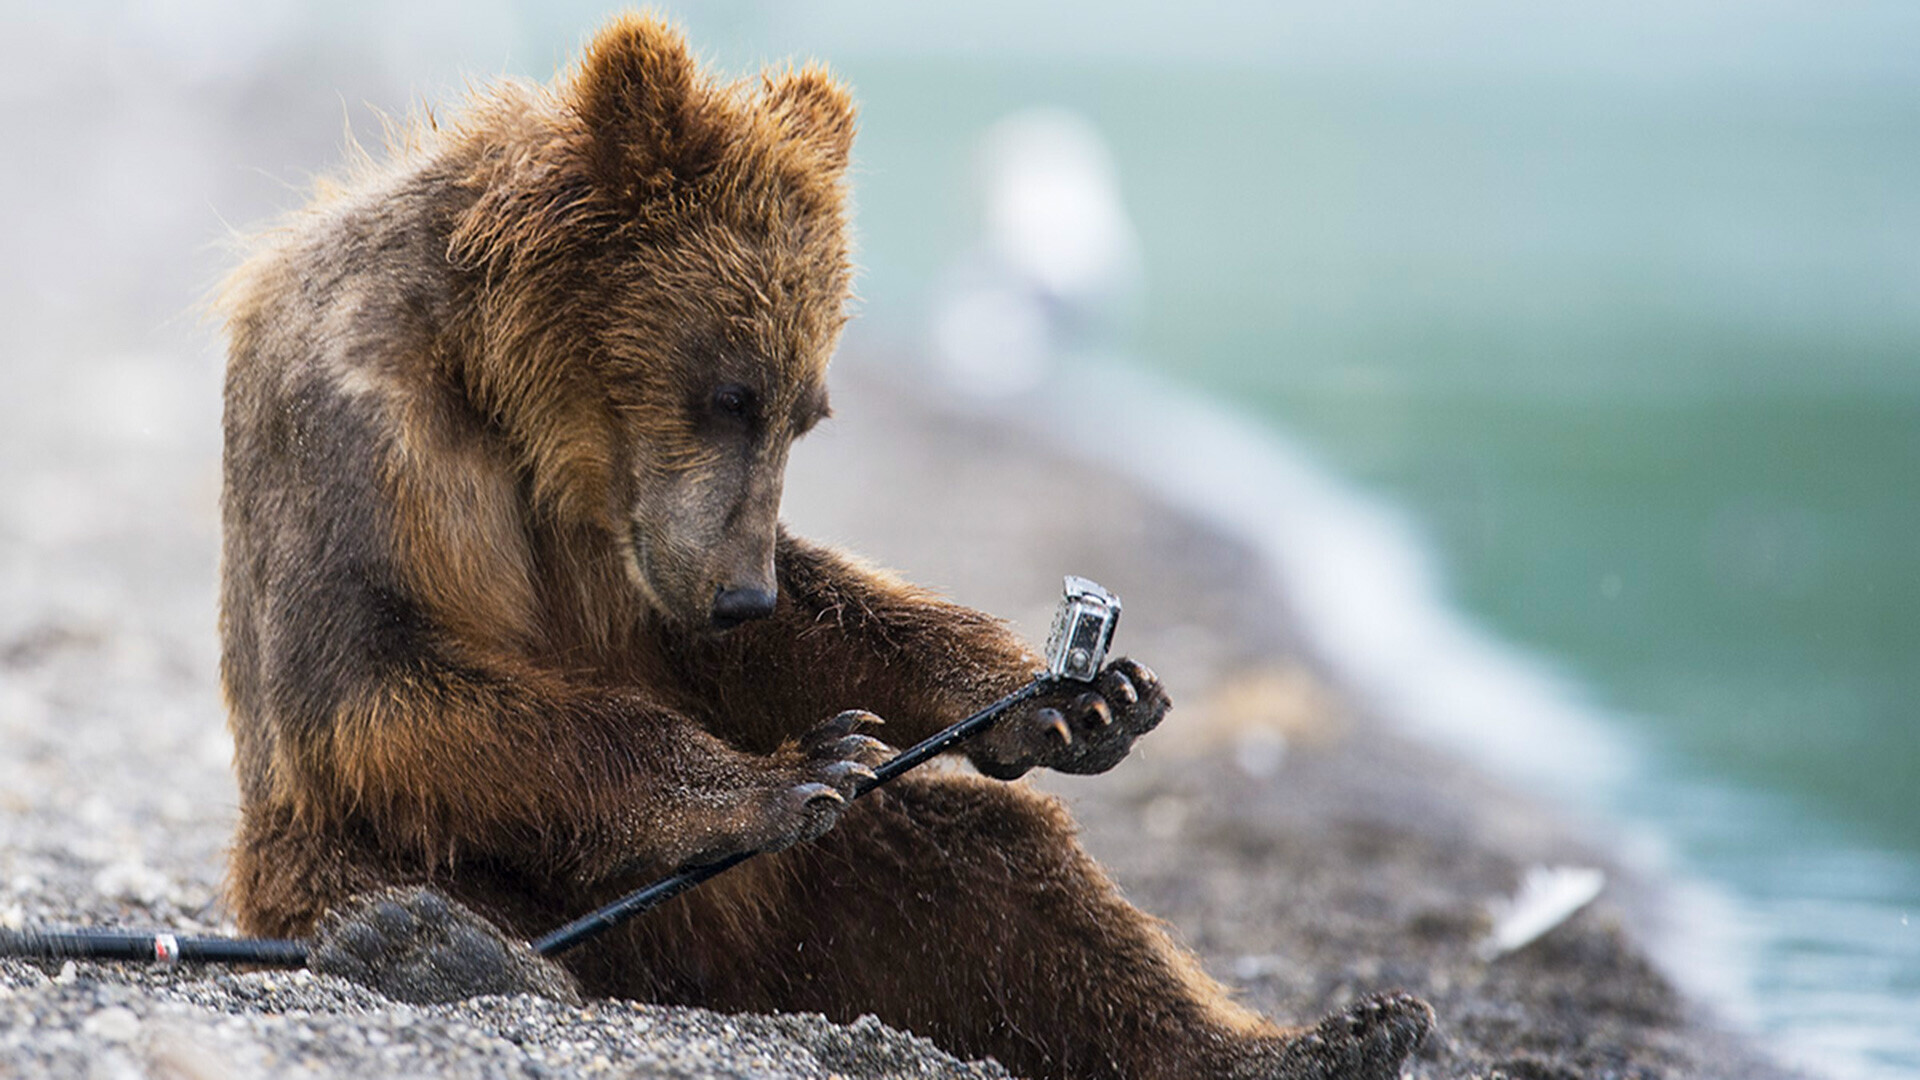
<box><xmin>215</xmin><ymin>14</ymin><xmax>1431</xmax><ymax>1080</ymax></box>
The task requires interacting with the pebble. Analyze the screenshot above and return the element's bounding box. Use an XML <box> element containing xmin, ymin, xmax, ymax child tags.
<box><xmin>92</xmin><ymin>860</ymin><xmax>174</xmax><ymax>906</ymax></box>
<box><xmin>82</xmin><ymin>1005</ymin><xmax>140</xmax><ymax>1043</ymax></box>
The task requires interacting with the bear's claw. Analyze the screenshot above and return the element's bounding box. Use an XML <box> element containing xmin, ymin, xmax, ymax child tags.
<box><xmin>1075</xmin><ymin>691</ymin><xmax>1114</xmax><ymax>728</ymax></box>
<box><xmin>829</xmin><ymin>733</ymin><xmax>893</xmax><ymax>761</ymax></box>
<box><xmin>751</xmin><ymin>713</ymin><xmax>901</xmax><ymax>852</ymax></box>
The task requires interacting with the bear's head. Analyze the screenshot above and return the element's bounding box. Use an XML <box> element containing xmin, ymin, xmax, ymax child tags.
<box><xmin>447</xmin><ymin>15</ymin><xmax>854</xmax><ymax>634</ymax></box>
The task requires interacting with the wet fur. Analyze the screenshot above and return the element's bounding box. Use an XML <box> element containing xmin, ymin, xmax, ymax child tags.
<box><xmin>218</xmin><ymin>15</ymin><xmax>1428</xmax><ymax>1079</ymax></box>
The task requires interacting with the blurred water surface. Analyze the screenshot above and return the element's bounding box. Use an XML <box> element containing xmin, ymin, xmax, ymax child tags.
<box><xmin>0</xmin><ymin>2</ymin><xmax>1915</xmax><ymax>1076</ymax></box>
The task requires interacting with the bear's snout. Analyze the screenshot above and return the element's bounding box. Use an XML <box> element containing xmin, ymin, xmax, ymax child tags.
<box><xmin>711</xmin><ymin>584</ymin><xmax>778</xmax><ymax>630</ymax></box>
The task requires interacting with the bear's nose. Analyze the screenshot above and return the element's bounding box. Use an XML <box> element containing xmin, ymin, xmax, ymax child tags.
<box><xmin>711</xmin><ymin>585</ymin><xmax>778</xmax><ymax>630</ymax></box>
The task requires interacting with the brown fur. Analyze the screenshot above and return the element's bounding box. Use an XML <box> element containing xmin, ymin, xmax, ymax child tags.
<box><xmin>217</xmin><ymin>15</ymin><xmax>1428</xmax><ymax>1079</ymax></box>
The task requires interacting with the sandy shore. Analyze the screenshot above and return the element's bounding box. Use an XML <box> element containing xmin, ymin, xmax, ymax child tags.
<box><xmin>0</xmin><ymin>350</ymin><xmax>1801</xmax><ymax>1078</ymax></box>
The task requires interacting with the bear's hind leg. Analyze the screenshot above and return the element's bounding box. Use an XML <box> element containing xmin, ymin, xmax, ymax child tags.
<box><xmin>706</xmin><ymin>772</ymin><xmax>1430</xmax><ymax>1080</ymax></box>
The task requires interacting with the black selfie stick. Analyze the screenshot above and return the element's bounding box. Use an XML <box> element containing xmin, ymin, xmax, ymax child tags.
<box><xmin>530</xmin><ymin>675</ymin><xmax>1057</xmax><ymax>957</ymax></box>
<box><xmin>532</xmin><ymin>575</ymin><xmax>1120</xmax><ymax>957</ymax></box>
<box><xmin>0</xmin><ymin>576</ymin><xmax>1122</xmax><ymax>971</ymax></box>
<box><xmin>533</xmin><ymin>575</ymin><xmax>1121</xmax><ymax>957</ymax></box>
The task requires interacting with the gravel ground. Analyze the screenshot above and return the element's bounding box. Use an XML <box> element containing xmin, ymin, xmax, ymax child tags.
<box><xmin>0</xmin><ymin>343</ymin><xmax>1807</xmax><ymax>1078</ymax></box>
<box><xmin>0</xmin><ymin>960</ymin><xmax>1005</xmax><ymax>1079</ymax></box>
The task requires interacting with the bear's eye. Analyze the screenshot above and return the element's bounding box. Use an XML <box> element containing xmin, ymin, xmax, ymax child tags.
<box><xmin>710</xmin><ymin>384</ymin><xmax>757</xmax><ymax>420</ymax></box>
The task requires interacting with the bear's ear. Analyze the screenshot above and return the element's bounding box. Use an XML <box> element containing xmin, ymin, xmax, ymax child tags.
<box><xmin>763</xmin><ymin>66</ymin><xmax>856</xmax><ymax>174</ymax></box>
<box><xmin>568</xmin><ymin>14</ymin><xmax>722</xmax><ymax>197</ymax></box>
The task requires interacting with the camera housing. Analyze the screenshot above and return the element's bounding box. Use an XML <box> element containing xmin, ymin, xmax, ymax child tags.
<box><xmin>1043</xmin><ymin>576</ymin><xmax>1122</xmax><ymax>682</ymax></box>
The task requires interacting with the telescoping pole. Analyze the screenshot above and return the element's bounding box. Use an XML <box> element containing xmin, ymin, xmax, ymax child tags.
<box><xmin>532</xmin><ymin>575</ymin><xmax>1121</xmax><ymax>958</ymax></box>
<box><xmin>531</xmin><ymin>675</ymin><xmax>1055</xmax><ymax>957</ymax></box>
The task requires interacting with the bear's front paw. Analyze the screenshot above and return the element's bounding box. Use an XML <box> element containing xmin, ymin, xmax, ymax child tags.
<box><xmin>753</xmin><ymin>710</ymin><xmax>896</xmax><ymax>853</ymax></box>
<box><xmin>972</xmin><ymin>658</ymin><xmax>1171</xmax><ymax>779</ymax></box>
<box><xmin>309</xmin><ymin>886</ymin><xmax>582</xmax><ymax>1006</ymax></box>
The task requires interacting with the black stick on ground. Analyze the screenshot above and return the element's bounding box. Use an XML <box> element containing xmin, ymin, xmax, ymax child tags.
<box><xmin>0</xmin><ymin>928</ymin><xmax>307</xmax><ymax>967</ymax></box>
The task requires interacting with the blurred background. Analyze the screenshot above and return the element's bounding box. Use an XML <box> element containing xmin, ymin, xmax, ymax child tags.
<box><xmin>0</xmin><ymin>2</ymin><xmax>1914</xmax><ymax>1076</ymax></box>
